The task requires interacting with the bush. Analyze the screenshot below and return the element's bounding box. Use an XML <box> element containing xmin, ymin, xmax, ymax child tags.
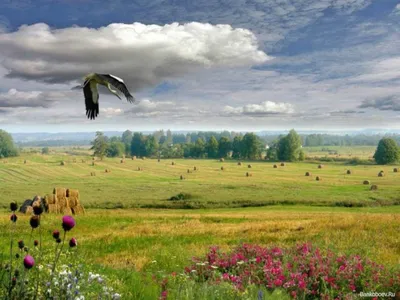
<box><xmin>169</xmin><ymin>193</ymin><xmax>193</xmax><ymax>201</ymax></box>
<box><xmin>180</xmin><ymin>243</ymin><xmax>400</xmax><ymax>299</ymax></box>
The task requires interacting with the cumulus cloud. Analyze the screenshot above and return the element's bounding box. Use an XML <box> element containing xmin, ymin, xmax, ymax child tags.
<box><xmin>0</xmin><ymin>22</ymin><xmax>269</xmax><ymax>90</ymax></box>
<box><xmin>222</xmin><ymin>101</ymin><xmax>295</xmax><ymax>116</ymax></box>
<box><xmin>100</xmin><ymin>107</ymin><xmax>124</xmax><ymax>118</ymax></box>
<box><xmin>0</xmin><ymin>88</ymin><xmax>71</xmax><ymax>108</ymax></box>
<box><xmin>359</xmin><ymin>96</ymin><xmax>400</xmax><ymax>111</ymax></box>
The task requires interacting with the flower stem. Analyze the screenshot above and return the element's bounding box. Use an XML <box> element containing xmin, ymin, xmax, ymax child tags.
<box><xmin>34</xmin><ymin>216</ymin><xmax>42</xmax><ymax>300</ymax></box>
<box><xmin>52</xmin><ymin>230</ymin><xmax>66</xmax><ymax>274</ymax></box>
<box><xmin>8</xmin><ymin>217</ymin><xmax>14</xmax><ymax>298</ymax></box>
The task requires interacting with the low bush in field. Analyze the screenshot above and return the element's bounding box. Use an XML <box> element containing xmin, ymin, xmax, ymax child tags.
<box><xmin>0</xmin><ymin>201</ymin><xmax>121</xmax><ymax>299</ymax></box>
<box><xmin>177</xmin><ymin>243</ymin><xmax>400</xmax><ymax>299</ymax></box>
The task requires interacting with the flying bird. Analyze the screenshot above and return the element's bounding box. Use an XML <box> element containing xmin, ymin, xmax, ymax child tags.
<box><xmin>72</xmin><ymin>73</ymin><xmax>135</xmax><ymax>120</ymax></box>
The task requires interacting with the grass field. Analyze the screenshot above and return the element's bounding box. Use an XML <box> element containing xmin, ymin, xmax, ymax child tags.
<box><xmin>0</xmin><ymin>151</ymin><xmax>399</xmax><ymax>209</ymax></box>
<box><xmin>0</xmin><ymin>151</ymin><xmax>399</xmax><ymax>298</ymax></box>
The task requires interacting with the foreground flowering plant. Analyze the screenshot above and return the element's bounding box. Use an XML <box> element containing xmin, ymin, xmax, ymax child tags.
<box><xmin>0</xmin><ymin>201</ymin><xmax>121</xmax><ymax>300</ymax></box>
<box><xmin>179</xmin><ymin>243</ymin><xmax>400</xmax><ymax>299</ymax></box>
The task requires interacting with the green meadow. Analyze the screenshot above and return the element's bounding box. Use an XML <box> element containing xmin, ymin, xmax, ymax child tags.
<box><xmin>0</xmin><ymin>149</ymin><xmax>399</xmax><ymax>298</ymax></box>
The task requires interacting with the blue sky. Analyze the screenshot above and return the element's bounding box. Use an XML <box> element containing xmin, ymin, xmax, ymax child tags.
<box><xmin>0</xmin><ymin>0</ymin><xmax>399</xmax><ymax>133</ymax></box>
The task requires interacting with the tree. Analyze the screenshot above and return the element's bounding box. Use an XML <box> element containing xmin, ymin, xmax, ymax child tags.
<box><xmin>193</xmin><ymin>138</ymin><xmax>206</xmax><ymax>158</ymax></box>
<box><xmin>277</xmin><ymin>129</ymin><xmax>302</xmax><ymax>162</ymax></box>
<box><xmin>0</xmin><ymin>130</ymin><xmax>18</xmax><ymax>158</ymax></box>
<box><xmin>206</xmin><ymin>136</ymin><xmax>219</xmax><ymax>158</ymax></box>
<box><xmin>145</xmin><ymin>135</ymin><xmax>159</xmax><ymax>157</ymax></box>
<box><xmin>232</xmin><ymin>136</ymin><xmax>243</xmax><ymax>159</ymax></box>
<box><xmin>130</xmin><ymin>133</ymin><xmax>146</xmax><ymax>157</ymax></box>
<box><xmin>121</xmin><ymin>130</ymin><xmax>133</xmax><ymax>155</ymax></box>
<box><xmin>166</xmin><ymin>130</ymin><xmax>173</xmax><ymax>145</ymax></box>
<box><xmin>373</xmin><ymin>138</ymin><xmax>399</xmax><ymax>165</ymax></box>
<box><xmin>106</xmin><ymin>141</ymin><xmax>125</xmax><ymax>157</ymax></box>
<box><xmin>298</xmin><ymin>149</ymin><xmax>305</xmax><ymax>161</ymax></box>
<box><xmin>241</xmin><ymin>133</ymin><xmax>261</xmax><ymax>159</ymax></box>
<box><xmin>41</xmin><ymin>147</ymin><xmax>50</xmax><ymax>155</ymax></box>
<box><xmin>91</xmin><ymin>131</ymin><xmax>108</xmax><ymax>160</ymax></box>
<box><xmin>218</xmin><ymin>137</ymin><xmax>232</xmax><ymax>158</ymax></box>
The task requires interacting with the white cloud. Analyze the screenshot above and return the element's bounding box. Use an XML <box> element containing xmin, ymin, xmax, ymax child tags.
<box><xmin>124</xmin><ymin>98</ymin><xmax>188</xmax><ymax>118</ymax></box>
<box><xmin>222</xmin><ymin>101</ymin><xmax>295</xmax><ymax>116</ymax></box>
<box><xmin>0</xmin><ymin>22</ymin><xmax>270</xmax><ymax>91</ymax></box>
<box><xmin>100</xmin><ymin>107</ymin><xmax>124</xmax><ymax>118</ymax></box>
<box><xmin>0</xmin><ymin>88</ymin><xmax>72</xmax><ymax>108</ymax></box>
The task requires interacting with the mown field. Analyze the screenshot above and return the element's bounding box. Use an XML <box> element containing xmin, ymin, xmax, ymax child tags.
<box><xmin>0</xmin><ymin>149</ymin><xmax>399</xmax><ymax>209</ymax></box>
<box><xmin>0</xmin><ymin>149</ymin><xmax>399</xmax><ymax>298</ymax></box>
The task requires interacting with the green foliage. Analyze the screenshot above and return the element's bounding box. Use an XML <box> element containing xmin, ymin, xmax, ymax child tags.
<box><xmin>373</xmin><ymin>138</ymin><xmax>400</xmax><ymax>165</ymax></box>
<box><xmin>241</xmin><ymin>133</ymin><xmax>262</xmax><ymax>159</ymax></box>
<box><xmin>41</xmin><ymin>147</ymin><xmax>50</xmax><ymax>155</ymax></box>
<box><xmin>145</xmin><ymin>136</ymin><xmax>159</xmax><ymax>157</ymax></box>
<box><xmin>107</xmin><ymin>141</ymin><xmax>126</xmax><ymax>157</ymax></box>
<box><xmin>0</xmin><ymin>130</ymin><xmax>18</xmax><ymax>158</ymax></box>
<box><xmin>130</xmin><ymin>133</ymin><xmax>146</xmax><ymax>157</ymax></box>
<box><xmin>298</xmin><ymin>149</ymin><xmax>305</xmax><ymax>161</ymax></box>
<box><xmin>232</xmin><ymin>136</ymin><xmax>243</xmax><ymax>159</ymax></box>
<box><xmin>193</xmin><ymin>138</ymin><xmax>206</xmax><ymax>158</ymax></box>
<box><xmin>169</xmin><ymin>193</ymin><xmax>193</xmax><ymax>201</ymax></box>
<box><xmin>90</xmin><ymin>131</ymin><xmax>108</xmax><ymax>160</ymax></box>
<box><xmin>277</xmin><ymin>129</ymin><xmax>302</xmax><ymax>162</ymax></box>
<box><xmin>218</xmin><ymin>137</ymin><xmax>232</xmax><ymax>158</ymax></box>
<box><xmin>206</xmin><ymin>136</ymin><xmax>219</xmax><ymax>159</ymax></box>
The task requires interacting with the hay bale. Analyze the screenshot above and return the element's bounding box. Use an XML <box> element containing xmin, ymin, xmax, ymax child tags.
<box><xmin>378</xmin><ymin>171</ymin><xmax>384</xmax><ymax>177</ymax></box>
<box><xmin>44</xmin><ymin>194</ymin><xmax>56</xmax><ymax>205</ymax></box>
<box><xmin>68</xmin><ymin>195</ymin><xmax>80</xmax><ymax>207</ymax></box>
<box><xmin>346</xmin><ymin>170</ymin><xmax>352</xmax><ymax>175</ymax></box>
<box><xmin>66</xmin><ymin>189</ymin><xmax>79</xmax><ymax>198</ymax></box>
<box><xmin>132</xmin><ymin>156</ymin><xmax>137</xmax><ymax>160</ymax></box>
<box><xmin>221</xmin><ymin>166</ymin><xmax>224</xmax><ymax>170</ymax></box>
<box><xmin>318</xmin><ymin>164</ymin><xmax>323</xmax><ymax>169</ymax></box>
<box><xmin>105</xmin><ymin>169</ymin><xmax>110</xmax><ymax>173</ymax></box>
<box><xmin>316</xmin><ymin>176</ymin><xmax>321</xmax><ymax>181</ymax></box>
<box><xmin>305</xmin><ymin>172</ymin><xmax>311</xmax><ymax>176</ymax></box>
<box><xmin>62</xmin><ymin>207</ymin><xmax>73</xmax><ymax>215</ymax></box>
<box><xmin>92</xmin><ymin>162</ymin><xmax>95</xmax><ymax>166</ymax></box>
<box><xmin>92</xmin><ymin>157</ymin><xmax>95</xmax><ymax>161</ymax></box>
<box><xmin>60</xmin><ymin>161</ymin><xmax>66</xmax><ymax>166</ymax></box>
<box><xmin>248</xmin><ymin>164</ymin><xmax>252</xmax><ymax>168</ymax></box>
<box><xmin>82</xmin><ymin>159</ymin><xmax>86</xmax><ymax>163</ymax></box>
<box><xmin>180</xmin><ymin>175</ymin><xmax>184</xmax><ymax>180</ymax></box>
<box><xmin>137</xmin><ymin>167</ymin><xmax>141</xmax><ymax>171</ymax></box>
<box><xmin>194</xmin><ymin>166</ymin><xmax>197</xmax><ymax>171</ymax></box>
<box><xmin>171</xmin><ymin>161</ymin><xmax>175</xmax><ymax>165</ymax></box>
<box><xmin>24</xmin><ymin>160</ymin><xmax>27</xmax><ymax>164</ymax></box>
<box><xmin>142</xmin><ymin>157</ymin><xmax>146</xmax><ymax>160</ymax></box>
<box><xmin>120</xmin><ymin>159</ymin><xmax>124</xmax><ymax>163</ymax></box>
<box><xmin>370</xmin><ymin>185</ymin><xmax>378</xmax><ymax>190</ymax></box>
<box><xmin>158</xmin><ymin>159</ymin><xmax>160</xmax><ymax>162</ymax></box>
<box><xmin>363</xmin><ymin>180</ymin><xmax>370</xmax><ymax>185</ymax></box>
<box><xmin>238</xmin><ymin>162</ymin><xmax>242</xmax><ymax>166</ymax></box>
<box><xmin>53</xmin><ymin>188</ymin><xmax>66</xmax><ymax>198</ymax></box>
<box><xmin>273</xmin><ymin>164</ymin><xmax>278</xmax><ymax>168</ymax></box>
<box><xmin>394</xmin><ymin>168</ymin><xmax>398</xmax><ymax>173</ymax></box>
<box><xmin>58</xmin><ymin>197</ymin><xmax>69</xmax><ymax>209</ymax></box>
<box><xmin>71</xmin><ymin>204</ymin><xmax>85</xmax><ymax>215</ymax></box>
<box><xmin>90</xmin><ymin>172</ymin><xmax>96</xmax><ymax>176</ymax></box>
<box><xmin>19</xmin><ymin>199</ymin><xmax>33</xmax><ymax>213</ymax></box>
<box><xmin>187</xmin><ymin>169</ymin><xmax>190</xmax><ymax>173</ymax></box>
<box><xmin>246</xmin><ymin>172</ymin><xmax>252</xmax><ymax>177</ymax></box>
<box><xmin>220</xmin><ymin>158</ymin><xmax>225</xmax><ymax>162</ymax></box>
<box><xmin>48</xmin><ymin>204</ymin><xmax>59</xmax><ymax>214</ymax></box>
<box><xmin>25</xmin><ymin>206</ymin><xmax>33</xmax><ymax>215</ymax></box>
<box><xmin>280</xmin><ymin>162</ymin><xmax>285</xmax><ymax>166</ymax></box>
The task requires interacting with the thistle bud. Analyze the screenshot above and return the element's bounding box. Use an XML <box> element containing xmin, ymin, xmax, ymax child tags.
<box><xmin>10</xmin><ymin>202</ymin><xmax>18</xmax><ymax>211</ymax></box>
<box><xmin>30</xmin><ymin>216</ymin><xmax>40</xmax><ymax>229</ymax></box>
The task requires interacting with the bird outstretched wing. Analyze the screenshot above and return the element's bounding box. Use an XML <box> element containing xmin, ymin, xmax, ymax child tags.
<box><xmin>97</xmin><ymin>74</ymin><xmax>135</xmax><ymax>103</ymax></box>
<box><xmin>84</xmin><ymin>80</ymin><xmax>99</xmax><ymax>120</ymax></box>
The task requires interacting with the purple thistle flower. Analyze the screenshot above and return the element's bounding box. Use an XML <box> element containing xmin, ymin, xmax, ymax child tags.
<box><xmin>62</xmin><ymin>215</ymin><xmax>75</xmax><ymax>231</ymax></box>
<box><xmin>10</xmin><ymin>213</ymin><xmax>17</xmax><ymax>223</ymax></box>
<box><xmin>23</xmin><ymin>255</ymin><xmax>35</xmax><ymax>269</ymax></box>
<box><xmin>69</xmin><ymin>238</ymin><xmax>77</xmax><ymax>248</ymax></box>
